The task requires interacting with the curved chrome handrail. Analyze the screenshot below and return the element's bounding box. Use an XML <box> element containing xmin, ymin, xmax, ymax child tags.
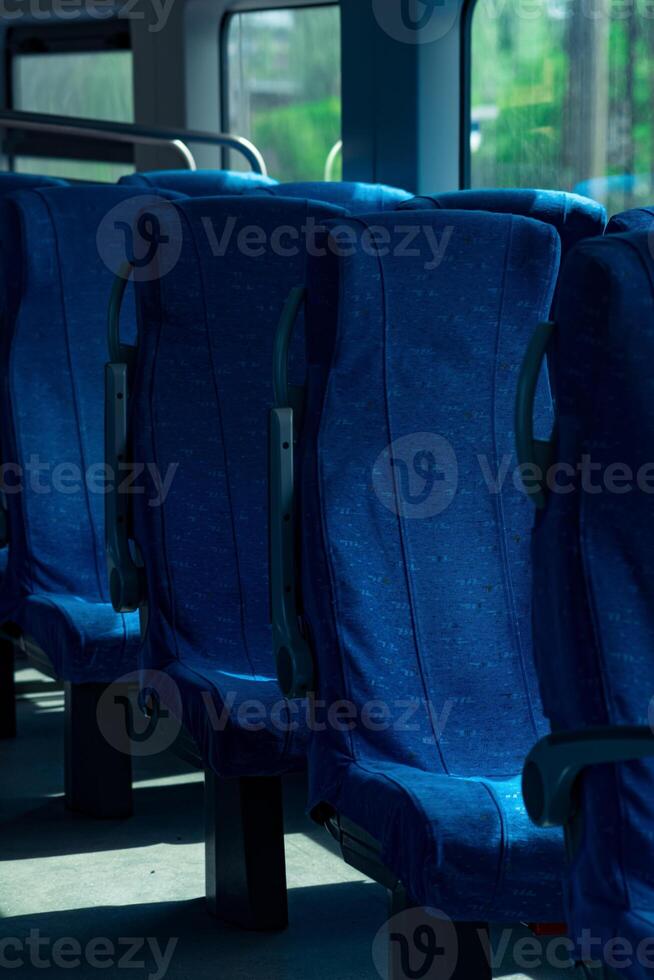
<box><xmin>0</xmin><ymin>109</ymin><xmax>268</xmax><ymax>175</ymax></box>
<box><xmin>324</xmin><ymin>139</ymin><xmax>342</xmax><ymax>182</ymax></box>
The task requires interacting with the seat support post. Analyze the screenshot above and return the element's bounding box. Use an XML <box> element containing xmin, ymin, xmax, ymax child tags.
<box><xmin>204</xmin><ymin>769</ymin><xmax>288</xmax><ymax>930</ymax></box>
<box><xmin>64</xmin><ymin>681</ymin><xmax>133</xmax><ymax>818</ymax></box>
<box><xmin>0</xmin><ymin>636</ymin><xmax>16</xmax><ymax>738</ymax></box>
<box><xmin>388</xmin><ymin>887</ymin><xmax>491</xmax><ymax>980</ymax></box>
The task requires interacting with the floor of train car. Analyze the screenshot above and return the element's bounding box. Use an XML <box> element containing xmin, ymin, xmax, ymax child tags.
<box><xmin>1</xmin><ymin>658</ymin><xmax>585</xmax><ymax>980</ymax></box>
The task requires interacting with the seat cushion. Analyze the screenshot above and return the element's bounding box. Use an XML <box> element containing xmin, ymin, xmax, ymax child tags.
<box><xmin>162</xmin><ymin>658</ymin><xmax>308</xmax><ymax>778</ymax></box>
<box><xmin>9</xmin><ymin>593</ymin><xmax>140</xmax><ymax>685</ymax></box>
<box><xmin>320</xmin><ymin>761</ymin><xmax>565</xmax><ymax>920</ymax></box>
<box><xmin>255</xmin><ymin>180</ymin><xmax>412</xmax><ymax>213</ymax></box>
<box><xmin>606</xmin><ymin>206</ymin><xmax>654</xmax><ymax>234</ymax></box>
<box><xmin>119</xmin><ymin>169</ymin><xmax>277</xmax><ymax>195</ymax></box>
<box><xmin>399</xmin><ymin>188</ymin><xmax>606</xmax><ymax>258</ymax></box>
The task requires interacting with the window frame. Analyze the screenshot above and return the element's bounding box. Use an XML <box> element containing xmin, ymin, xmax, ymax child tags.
<box><xmin>459</xmin><ymin>0</ymin><xmax>477</xmax><ymax>188</ymax></box>
<box><xmin>219</xmin><ymin>0</ymin><xmax>340</xmax><ymax>172</ymax></box>
<box><xmin>5</xmin><ymin>19</ymin><xmax>133</xmax><ymax>169</ymax></box>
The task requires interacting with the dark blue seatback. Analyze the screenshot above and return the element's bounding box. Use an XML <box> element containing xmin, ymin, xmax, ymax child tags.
<box><xmin>0</xmin><ymin>186</ymin><xmax>175</xmax><ymax>681</ymax></box>
<box><xmin>606</xmin><ymin>206</ymin><xmax>654</xmax><ymax>234</ymax></box>
<box><xmin>119</xmin><ymin>169</ymin><xmax>277</xmax><ymax>195</ymax></box>
<box><xmin>298</xmin><ymin>210</ymin><xmax>566</xmax><ymax>918</ymax></box>
<box><xmin>400</xmin><ymin>188</ymin><xmax>606</xmax><ymax>260</ymax></box>
<box><xmin>130</xmin><ymin>195</ymin><xmax>346</xmax><ymax>776</ymax></box>
<box><xmin>255</xmin><ymin>180</ymin><xmax>411</xmax><ymax>213</ymax></box>
<box><xmin>531</xmin><ymin>232</ymin><xmax>654</xmax><ymax>961</ymax></box>
<box><xmin>0</xmin><ymin>173</ymin><xmax>68</xmax><ymax>192</ymax></box>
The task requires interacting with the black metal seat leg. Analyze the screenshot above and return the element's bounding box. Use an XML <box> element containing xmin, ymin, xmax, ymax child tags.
<box><xmin>388</xmin><ymin>886</ymin><xmax>491</xmax><ymax>980</ymax></box>
<box><xmin>205</xmin><ymin>770</ymin><xmax>289</xmax><ymax>931</ymax></box>
<box><xmin>0</xmin><ymin>636</ymin><xmax>16</xmax><ymax>738</ymax></box>
<box><xmin>64</xmin><ymin>681</ymin><xmax>133</xmax><ymax>819</ymax></box>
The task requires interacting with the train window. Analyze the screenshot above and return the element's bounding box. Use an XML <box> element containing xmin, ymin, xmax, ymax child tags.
<box><xmin>469</xmin><ymin>0</ymin><xmax>654</xmax><ymax>214</ymax></box>
<box><xmin>224</xmin><ymin>4</ymin><xmax>341</xmax><ymax>181</ymax></box>
<box><xmin>5</xmin><ymin>23</ymin><xmax>134</xmax><ymax>182</ymax></box>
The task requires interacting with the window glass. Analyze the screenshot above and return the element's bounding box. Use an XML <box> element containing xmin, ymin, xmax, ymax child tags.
<box><xmin>470</xmin><ymin>0</ymin><xmax>654</xmax><ymax>214</ymax></box>
<box><xmin>11</xmin><ymin>157</ymin><xmax>134</xmax><ymax>183</ymax></box>
<box><xmin>225</xmin><ymin>5</ymin><xmax>341</xmax><ymax>181</ymax></box>
<box><xmin>12</xmin><ymin>50</ymin><xmax>133</xmax><ymax>122</ymax></box>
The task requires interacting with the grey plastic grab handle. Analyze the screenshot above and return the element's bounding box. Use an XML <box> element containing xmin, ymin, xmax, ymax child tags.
<box><xmin>105</xmin><ymin>264</ymin><xmax>144</xmax><ymax>613</ymax></box>
<box><xmin>269</xmin><ymin>286</ymin><xmax>315</xmax><ymax>698</ymax></box>
<box><xmin>105</xmin><ymin>363</ymin><xmax>144</xmax><ymax>613</ymax></box>
<box><xmin>269</xmin><ymin>407</ymin><xmax>314</xmax><ymax>698</ymax></box>
<box><xmin>515</xmin><ymin>321</ymin><xmax>556</xmax><ymax>509</ymax></box>
<box><xmin>522</xmin><ymin>725</ymin><xmax>654</xmax><ymax>828</ymax></box>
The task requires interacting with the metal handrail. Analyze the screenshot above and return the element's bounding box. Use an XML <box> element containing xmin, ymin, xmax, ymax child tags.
<box><xmin>0</xmin><ymin>109</ymin><xmax>268</xmax><ymax>175</ymax></box>
<box><xmin>324</xmin><ymin>139</ymin><xmax>342</xmax><ymax>182</ymax></box>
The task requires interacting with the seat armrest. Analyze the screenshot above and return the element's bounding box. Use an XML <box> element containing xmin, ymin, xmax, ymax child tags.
<box><xmin>523</xmin><ymin>725</ymin><xmax>654</xmax><ymax>827</ymax></box>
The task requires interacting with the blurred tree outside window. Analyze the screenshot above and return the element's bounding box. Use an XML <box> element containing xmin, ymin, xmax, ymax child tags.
<box><xmin>225</xmin><ymin>6</ymin><xmax>342</xmax><ymax>181</ymax></box>
<box><xmin>470</xmin><ymin>0</ymin><xmax>654</xmax><ymax>214</ymax></box>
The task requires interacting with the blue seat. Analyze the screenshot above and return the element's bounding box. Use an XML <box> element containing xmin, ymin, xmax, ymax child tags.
<box><xmin>119</xmin><ymin>168</ymin><xmax>277</xmax><ymax>195</ymax></box>
<box><xmin>118</xmin><ymin>194</ymin><xmax>347</xmax><ymax>926</ymax></box>
<box><xmin>255</xmin><ymin>180</ymin><xmax>411</xmax><ymax>213</ymax></box>
<box><xmin>399</xmin><ymin>188</ymin><xmax>606</xmax><ymax>260</ymax></box>
<box><xmin>0</xmin><ymin>173</ymin><xmax>68</xmax><ymax>192</ymax></box>
<box><xmin>606</xmin><ymin>206</ymin><xmax>654</xmax><ymax>233</ymax></box>
<box><xmin>519</xmin><ymin>231</ymin><xmax>654</xmax><ymax>978</ymax></box>
<box><xmin>0</xmin><ymin>186</ymin><xmax>179</xmax><ymax>813</ymax></box>
<box><xmin>293</xmin><ymin>209</ymin><xmax>566</xmax><ymax>935</ymax></box>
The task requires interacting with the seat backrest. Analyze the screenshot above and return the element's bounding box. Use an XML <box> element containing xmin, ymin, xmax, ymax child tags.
<box><xmin>130</xmin><ymin>195</ymin><xmax>345</xmax><ymax>678</ymax></box>
<box><xmin>399</xmin><ymin>189</ymin><xmax>606</xmax><ymax>260</ymax></box>
<box><xmin>119</xmin><ymin>169</ymin><xmax>277</xmax><ymax>195</ymax></box>
<box><xmin>606</xmin><ymin>205</ymin><xmax>654</xmax><ymax>234</ymax></box>
<box><xmin>0</xmin><ymin>186</ymin><xmax>178</xmax><ymax>603</ymax></box>
<box><xmin>0</xmin><ymin>173</ymin><xmax>68</xmax><ymax>193</ymax></box>
<box><xmin>531</xmin><ymin>231</ymin><xmax>654</xmax><ymax>935</ymax></box>
<box><xmin>299</xmin><ymin>209</ymin><xmax>560</xmax><ymax>778</ymax></box>
<box><xmin>255</xmin><ymin>180</ymin><xmax>411</xmax><ymax>213</ymax></box>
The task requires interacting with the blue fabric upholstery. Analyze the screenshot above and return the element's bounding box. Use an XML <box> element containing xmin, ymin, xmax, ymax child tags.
<box><xmin>0</xmin><ymin>186</ymin><xmax>172</xmax><ymax>682</ymax></box>
<box><xmin>119</xmin><ymin>169</ymin><xmax>277</xmax><ymax>195</ymax></box>
<box><xmin>531</xmin><ymin>232</ymin><xmax>654</xmax><ymax>974</ymax></box>
<box><xmin>606</xmin><ymin>206</ymin><xmax>654</xmax><ymax>234</ymax></box>
<box><xmin>0</xmin><ymin>173</ymin><xmax>68</xmax><ymax>192</ymax></box>
<box><xmin>255</xmin><ymin>180</ymin><xmax>412</xmax><ymax>213</ymax></box>
<box><xmin>299</xmin><ymin>209</ymin><xmax>566</xmax><ymax>919</ymax></box>
<box><xmin>130</xmin><ymin>195</ymin><xmax>346</xmax><ymax>777</ymax></box>
<box><xmin>399</xmin><ymin>188</ymin><xmax>606</xmax><ymax>259</ymax></box>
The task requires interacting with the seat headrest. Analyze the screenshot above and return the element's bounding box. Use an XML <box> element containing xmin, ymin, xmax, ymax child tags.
<box><xmin>606</xmin><ymin>206</ymin><xmax>654</xmax><ymax>234</ymax></box>
<box><xmin>118</xmin><ymin>169</ymin><xmax>277</xmax><ymax>195</ymax></box>
<box><xmin>255</xmin><ymin>180</ymin><xmax>412</xmax><ymax>214</ymax></box>
<box><xmin>399</xmin><ymin>188</ymin><xmax>606</xmax><ymax>256</ymax></box>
